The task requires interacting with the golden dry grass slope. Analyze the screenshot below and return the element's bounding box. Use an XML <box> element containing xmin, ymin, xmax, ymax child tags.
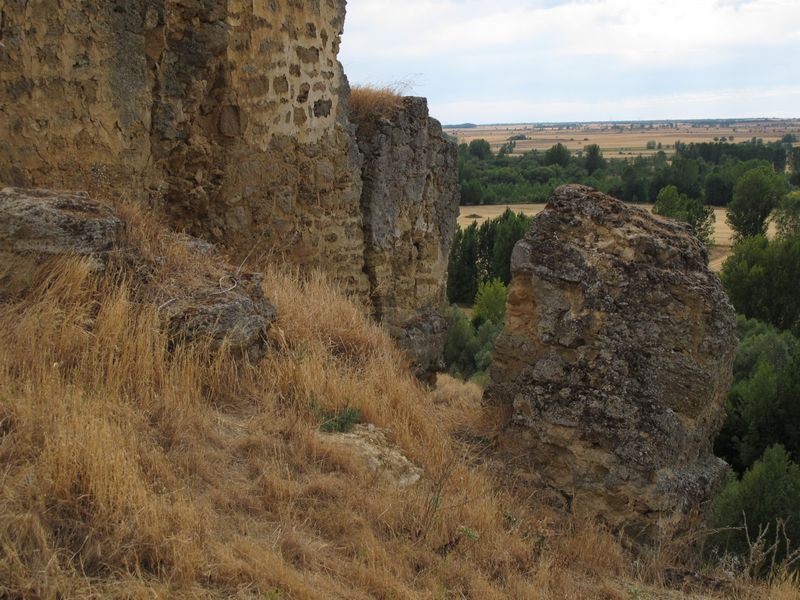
<box><xmin>0</xmin><ymin>202</ymin><xmax>796</xmax><ymax>599</ymax></box>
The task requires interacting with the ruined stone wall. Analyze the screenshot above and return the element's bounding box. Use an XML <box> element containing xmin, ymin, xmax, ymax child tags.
<box><xmin>351</xmin><ymin>96</ymin><xmax>459</xmax><ymax>380</ymax></box>
<box><xmin>0</xmin><ymin>1</ymin><xmax>153</xmax><ymax>192</ymax></box>
<box><xmin>0</xmin><ymin>1</ymin><xmax>463</xmax><ymax>372</ymax></box>
<box><xmin>352</xmin><ymin>97</ymin><xmax>459</xmax><ymax>320</ymax></box>
<box><xmin>0</xmin><ymin>0</ymin><xmax>368</xmax><ymax>295</ymax></box>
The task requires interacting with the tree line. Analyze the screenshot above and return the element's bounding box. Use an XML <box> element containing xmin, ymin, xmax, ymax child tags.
<box><xmin>459</xmin><ymin>138</ymin><xmax>799</xmax><ymax>208</ymax></box>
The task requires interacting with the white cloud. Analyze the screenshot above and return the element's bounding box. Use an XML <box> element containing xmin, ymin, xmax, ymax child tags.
<box><xmin>343</xmin><ymin>0</ymin><xmax>800</xmax><ymax>66</ymax></box>
<box><xmin>340</xmin><ymin>0</ymin><xmax>800</xmax><ymax>121</ymax></box>
<box><xmin>435</xmin><ymin>85</ymin><xmax>800</xmax><ymax>122</ymax></box>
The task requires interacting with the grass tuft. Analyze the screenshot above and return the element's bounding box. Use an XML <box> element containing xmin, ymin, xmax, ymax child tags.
<box><xmin>349</xmin><ymin>84</ymin><xmax>406</xmax><ymax>123</ymax></box>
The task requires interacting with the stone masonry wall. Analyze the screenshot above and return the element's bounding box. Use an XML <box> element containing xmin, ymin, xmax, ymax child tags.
<box><xmin>0</xmin><ymin>0</ymin><xmax>368</xmax><ymax>295</ymax></box>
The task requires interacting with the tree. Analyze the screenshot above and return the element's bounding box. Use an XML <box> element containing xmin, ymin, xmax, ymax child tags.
<box><xmin>773</xmin><ymin>191</ymin><xmax>800</xmax><ymax>239</ymax></box>
<box><xmin>715</xmin><ymin>317</ymin><xmax>800</xmax><ymax>473</ymax></box>
<box><xmin>711</xmin><ymin>445</ymin><xmax>800</xmax><ymax>571</ymax></box>
<box><xmin>473</xmin><ymin>279</ymin><xmax>508</xmax><ymax>325</ymax></box>
<box><xmin>443</xmin><ymin>307</ymin><xmax>503</xmax><ymax>381</ymax></box>
<box><xmin>721</xmin><ymin>234</ymin><xmax>800</xmax><ymax>333</ymax></box>
<box><xmin>490</xmin><ymin>210</ymin><xmax>531</xmax><ymax>284</ymax></box>
<box><xmin>468</xmin><ymin>139</ymin><xmax>492</xmax><ymax>160</ymax></box>
<box><xmin>446</xmin><ymin>223</ymin><xmax>479</xmax><ymax>304</ymax></box>
<box><xmin>704</xmin><ymin>171</ymin><xmax>733</xmax><ymax>207</ymax></box>
<box><xmin>584</xmin><ymin>144</ymin><xmax>605</xmax><ymax>175</ymax></box>
<box><xmin>652</xmin><ymin>185</ymin><xmax>715</xmax><ymax>246</ymax></box>
<box><xmin>543</xmin><ymin>143</ymin><xmax>570</xmax><ymax>168</ymax></box>
<box><xmin>726</xmin><ymin>166</ymin><xmax>786</xmax><ymax>240</ymax></box>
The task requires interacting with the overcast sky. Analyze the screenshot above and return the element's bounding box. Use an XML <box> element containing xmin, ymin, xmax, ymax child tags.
<box><xmin>339</xmin><ymin>0</ymin><xmax>800</xmax><ymax>124</ymax></box>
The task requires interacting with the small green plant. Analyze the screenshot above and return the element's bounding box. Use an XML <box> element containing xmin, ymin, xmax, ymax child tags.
<box><xmin>458</xmin><ymin>525</ymin><xmax>480</xmax><ymax>541</ymax></box>
<box><xmin>265</xmin><ymin>589</ymin><xmax>284</xmax><ymax>600</ymax></box>
<box><xmin>320</xmin><ymin>406</ymin><xmax>362</xmax><ymax>433</ymax></box>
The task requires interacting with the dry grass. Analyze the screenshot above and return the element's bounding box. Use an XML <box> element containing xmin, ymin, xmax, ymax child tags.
<box><xmin>348</xmin><ymin>84</ymin><xmax>406</xmax><ymax>123</ymax></box>
<box><xmin>0</xmin><ymin>204</ymin><xmax>796</xmax><ymax>598</ymax></box>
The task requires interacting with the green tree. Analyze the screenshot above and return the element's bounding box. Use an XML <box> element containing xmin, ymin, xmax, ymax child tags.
<box><xmin>773</xmin><ymin>191</ymin><xmax>800</xmax><ymax>239</ymax></box>
<box><xmin>721</xmin><ymin>234</ymin><xmax>800</xmax><ymax>333</ymax></box>
<box><xmin>446</xmin><ymin>223</ymin><xmax>479</xmax><ymax>304</ymax></box>
<box><xmin>711</xmin><ymin>445</ymin><xmax>800</xmax><ymax>571</ymax></box>
<box><xmin>653</xmin><ymin>185</ymin><xmax>715</xmax><ymax>246</ymax></box>
<box><xmin>726</xmin><ymin>166</ymin><xmax>786</xmax><ymax>240</ymax></box>
<box><xmin>584</xmin><ymin>144</ymin><xmax>605</xmax><ymax>175</ymax></box>
<box><xmin>460</xmin><ymin>180</ymin><xmax>483</xmax><ymax>205</ymax></box>
<box><xmin>543</xmin><ymin>143</ymin><xmax>570</xmax><ymax>168</ymax></box>
<box><xmin>715</xmin><ymin>318</ymin><xmax>800</xmax><ymax>472</ymax></box>
<box><xmin>468</xmin><ymin>139</ymin><xmax>492</xmax><ymax>160</ymax></box>
<box><xmin>473</xmin><ymin>279</ymin><xmax>508</xmax><ymax>325</ymax></box>
<box><xmin>490</xmin><ymin>210</ymin><xmax>532</xmax><ymax>284</ymax></box>
<box><xmin>443</xmin><ymin>307</ymin><xmax>503</xmax><ymax>381</ymax></box>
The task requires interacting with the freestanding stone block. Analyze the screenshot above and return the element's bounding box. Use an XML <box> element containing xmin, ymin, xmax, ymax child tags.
<box><xmin>486</xmin><ymin>185</ymin><xmax>737</xmax><ymax>543</ymax></box>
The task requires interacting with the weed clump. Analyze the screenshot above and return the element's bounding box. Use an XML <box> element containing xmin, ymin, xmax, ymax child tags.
<box><xmin>348</xmin><ymin>84</ymin><xmax>406</xmax><ymax>122</ymax></box>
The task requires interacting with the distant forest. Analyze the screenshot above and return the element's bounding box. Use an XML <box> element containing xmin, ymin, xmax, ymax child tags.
<box><xmin>458</xmin><ymin>137</ymin><xmax>800</xmax><ymax>206</ymax></box>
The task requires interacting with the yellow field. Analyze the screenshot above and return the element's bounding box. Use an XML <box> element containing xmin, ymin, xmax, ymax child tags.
<box><xmin>447</xmin><ymin>119</ymin><xmax>800</xmax><ymax>158</ymax></box>
<box><xmin>459</xmin><ymin>204</ymin><xmax>741</xmax><ymax>271</ymax></box>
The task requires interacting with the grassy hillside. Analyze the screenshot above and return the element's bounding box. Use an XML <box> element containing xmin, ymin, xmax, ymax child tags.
<box><xmin>0</xmin><ymin>203</ymin><xmax>796</xmax><ymax>599</ymax></box>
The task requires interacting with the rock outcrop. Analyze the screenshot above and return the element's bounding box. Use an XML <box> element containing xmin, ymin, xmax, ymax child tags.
<box><xmin>486</xmin><ymin>185</ymin><xmax>737</xmax><ymax>542</ymax></box>
<box><xmin>161</xmin><ymin>270</ymin><xmax>276</xmax><ymax>362</ymax></box>
<box><xmin>0</xmin><ymin>187</ymin><xmax>122</xmax><ymax>258</ymax></box>
<box><xmin>0</xmin><ymin>188</ymin><xmax>276</xmax><ymax>360</ymax></box>
<box><xmin>321</xmin><ymin>424</ymin><xmax>423</xmax><ymax>489</ymax></box>
<box><xmin>352</xmin><ymin>97</ymin><xmax>459</xmax><ymax>379</ymax></box>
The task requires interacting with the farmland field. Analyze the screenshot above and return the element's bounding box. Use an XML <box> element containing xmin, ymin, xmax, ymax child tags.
<box><xmin>459</xmin><ymin>204</ymin><xmax>748</xmax><ymax>272</ymax></box>
<box><xmin>446</xmin><ymin>119</ymin><xmax>800</xmax><ymax>158</ymax></box>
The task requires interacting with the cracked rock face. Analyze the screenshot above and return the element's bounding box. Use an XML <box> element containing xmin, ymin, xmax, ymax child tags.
<box><xmin>486</xmin><ymin>185</ymin><xmax>737</xmax><ymax>543</ymax></box>
<box><xmin>352</xmin><ymin>97</ymin><xmax>460</xmax><ymax>380</ymax></box>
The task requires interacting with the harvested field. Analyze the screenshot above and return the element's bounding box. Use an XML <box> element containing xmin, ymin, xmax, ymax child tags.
<box><xmin>459</xmin><ymin>204</ymin><xmax>760</xmax><ymax>272</ymax></box>
<box><xmin>446</xmin><ymin>119</ymin><xmax>800</xmax><ymax>158</ymax></box>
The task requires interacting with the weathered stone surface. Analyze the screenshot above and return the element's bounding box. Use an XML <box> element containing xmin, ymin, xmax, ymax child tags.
<box><xmin>322</xmin><ymin>424</ymin><xmax>422</xmax><ymax>488</ymax></box>
<box><xmin>0</xmin><ymin>188</ymin><xmax>276</xmax><ymax>361</ymax></box>
<box><xmin>0</xmin><ymin>4</ymin><xmax>462</xmax><ymax>377</ymax></box>
<box><xmin>0</xmin><ymin>187</ymin><xmax>122</xmax><ymax>257</ymax></box>
<box><xmin>352</xmin><ymin>97</ymin><xmax>460</xmax><ymax>377</ymax></box>
<box><xmin>162</xmin><ymin>272</ymin><xmax>276</xmax><ymax>362</ymax></box>
<box><xmin>486</xmin><ymin>185</ymin><xmax>737</xmax><ymax>543</ymax></box>
<box><xmin>0</xmin><ymin>0</ymin><xmax>369</xmax><ymax>297</ymax></box>
<box><xmin>353</xmin><ymin>97</ymin><xmax>459</xmax><ymax>317</ymax></box>
<box><xmin>385</xmin><ymin>309</ymin><xmax>449</xmax><ymax>383</ymax></box>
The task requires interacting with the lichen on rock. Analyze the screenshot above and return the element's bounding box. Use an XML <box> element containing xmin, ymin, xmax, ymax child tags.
<box><xmin>486</xmin><ymin>184</ymin><xmax>738</xmax><ymax>543</ymax></box>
